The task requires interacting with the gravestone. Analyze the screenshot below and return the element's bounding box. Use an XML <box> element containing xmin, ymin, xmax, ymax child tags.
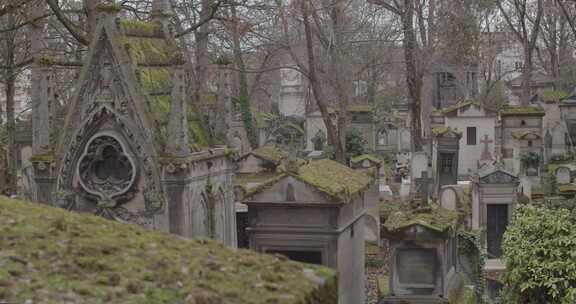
<box><xmin>556</xmin><ymin>166</ymin><xmax>571</xmax><ymax>184</ymax></box>
<box><xmin>439</xmin><ymin>186</ymin><xmax>458</xmax><ymax>211</ymax></box>
<box><xmin>410</xmin><ymin>152</ymin><xmax>429</xmax><ymax>183</ymax></box>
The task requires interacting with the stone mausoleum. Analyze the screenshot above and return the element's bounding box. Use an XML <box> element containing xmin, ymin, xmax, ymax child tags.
<box><xmin>29</xmin><ymin>4</ymin><xmax>236</xmax><ymax>245</ymax></box>
<box><xmin>243</xmin><ymin>159</ymin><xmax>373</xmax><ymax>304</ymax></box>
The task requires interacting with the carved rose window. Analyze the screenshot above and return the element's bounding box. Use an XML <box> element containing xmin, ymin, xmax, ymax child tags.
<box><xmin>78</xmin><ymin>135</ymin><xmax>136</xmax><ymax>200</ymax></box>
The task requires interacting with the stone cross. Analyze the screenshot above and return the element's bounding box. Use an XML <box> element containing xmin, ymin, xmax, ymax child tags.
<box><xmin>480</xmin><ymin>134</ymin><xmax>493</xmax><ymax>161</ymax></box>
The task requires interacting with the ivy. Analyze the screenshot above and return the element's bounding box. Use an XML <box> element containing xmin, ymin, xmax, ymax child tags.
<box><xmin>458</xmin><ymin>230</ymin><xmax>486</xmax><ymax>302</ymax></box>
<box><xmin>520</xmin><ymin>151</ymin><xmax>541</xmax><ymax>166</ymax></box>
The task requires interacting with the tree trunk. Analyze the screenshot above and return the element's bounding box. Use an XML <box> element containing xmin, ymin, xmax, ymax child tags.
<box><xmin>4</xmin><ymin>11</ymin><xmax>17</xmax><ymax>193</ymax></box>
<box><xmin>230</xmin><ymin>4</ymin><xmax>257</xmax><ymax>149</ymax></box>
<box><xmin>402</xmin><ymin>0</ymin><xmax>423</xmax><ymax>151</ymax></box>
<box><xmin>329</xmin><ymin>0</ymin><xmax>349</xmax><ymax>164</ymax></box>
<box><xmin>521</xmin><ymin>44</ymin><xmax>532</xmax><ymax>104</ymax></box>
<box><xmin>300</xmin><ymin>0</ymin><xmax>345</xmax><ymax>162</ymax></box>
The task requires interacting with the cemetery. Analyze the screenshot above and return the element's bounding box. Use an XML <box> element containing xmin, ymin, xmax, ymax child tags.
<box><xmin>1</xmin><ymin>0</ymin><xmax>576</xmax><ymax>303</ymax></box>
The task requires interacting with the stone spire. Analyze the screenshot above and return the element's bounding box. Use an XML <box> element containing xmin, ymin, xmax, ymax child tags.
<box><xmin>150</xmin><ymin>0</ymin><xmax>172</xmax><ymax>21</ymax></box>
<box><xmin>215</xmin><ymin>63</ymin><xmax>232</xmax><ymax>144</ymax></box>
<box><xmin>165</xmin><ymin>67</ymin><xmax>191</xmax><ymax>157</ymax></box>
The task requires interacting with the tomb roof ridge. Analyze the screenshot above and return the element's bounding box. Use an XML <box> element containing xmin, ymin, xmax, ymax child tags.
<box><xmin>381</xmin><ymin>202</ymin><xmax>459</xmax><ymax>234</ymax></box>
<box><xmin>499</xmin><ymin>104</ymin><xmax>545</xmax><ymax>116</ymax></box>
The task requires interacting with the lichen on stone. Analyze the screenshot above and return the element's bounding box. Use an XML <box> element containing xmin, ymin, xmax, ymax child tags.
<box><xmin>381</xmin><ymin>200</ymin><xmax>459</xmax><ymax>233</ymax></box>
<box><xmin>120</xmin><ymin>20</ymin><xmax>164</xmax><ymax>38</ymax></box>
<box><xmin>294</xmin><ymin>159</ymin><xmax>372</xmax><ymax>202</ymax></box>
<box><xmin>250</xmin><ymin>145</ymin><xmax>288</xmax><ymax>164</ymax></box>
<box><xmin>0</xmin><ymin>196</ymin><xmax>337</xmax><ymax>304</ymax></box>
<box><xmin>500</xmin><ymin>105</ymin><xmax>545</xmax><ymax>116</ymax></box>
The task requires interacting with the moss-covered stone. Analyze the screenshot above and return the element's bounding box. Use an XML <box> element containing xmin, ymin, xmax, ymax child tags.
<box><xmin>120</xmin><ymin>20</ymin><xmax>164</xmax><ymax>38</ymax></box>
<box><xmin>381</xmin><ymin>201</ymin><xmax>459</xmax><ymax>233</ymax></box>
<box><xmin>294</xmin><ymin>159</ymin><xmax>372</xmax><ymax>202</ymax></box>
<box><xmin>350</xmin><ymin>154</ymin><xmax>383</xmax><ymax>165</ymax></box>
<box><xmin>500</xmin><ymin>105</ymin><xmax>545</xmax><ymax>116</ymax></box>
<box><xmin>251</xmin><ymin>145</ymin><xmax>288</xmax><ymax>164</ymax></box>
<box><xmin>432</xmin><ymin>126</ymin><xmax>462</xmax><ymax>138</ymax></box>
<box><xmin>0</xmin><ymin>196</ymin><xmax>337</xmax><ymax>304</ymax></box>
<box><xmin>96</xmin><ymin>3</ymin><xmax>122</xmax><ymax>13</ymax></box>
<box><xmin>438</xmin><ymin>100</ymin><xmax>480</xmax><ymax>115</ymax></box>
<box><xmin>541</xmin><ymin>90</ymin><xmax>569</xmax><ymax>103</ymax></box>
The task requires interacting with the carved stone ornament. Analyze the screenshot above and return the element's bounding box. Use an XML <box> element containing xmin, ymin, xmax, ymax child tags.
<box><xmin>480</xmin><ymin>170</ymin><xmax>518</xmax><ymax>184</ymax></box>
<box><xmin>77</xmin><ymin>133</ymin><xmax>137</xmax><ymax>201</ymax></box>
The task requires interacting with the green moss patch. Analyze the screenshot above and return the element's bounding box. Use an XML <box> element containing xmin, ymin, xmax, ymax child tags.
<box><xmin>438</xmin><ymin>100</ymin><xmax>480</xmax><ymax>115</ymax></box>
<box><xmin>0</xmin><ymin>197</ymin><xmax>337</xmax><ymax>304</ymax></box>
<box><xmin>251</xmin><ymin>145</ymin><xmax>288</xmax><ymax>164</ymax></box>
<box><xmin>120</xmin><ymin>20</ymin><xmax>164</xmax><ymax>38</ymax></box>
<box><xmin>500</xmin><ymin>105</ymin><xmax>545</xmax><ymax>116</ymax></box>
<box><xmin>381</xmin><ymin>201</ymin><xmax>459</xmax><ymax>233</ymax></box>
<box><xmin>350</xmin><ymin>154</ymin><xmax>383</xmax><ymax>165</ymax></box>
<box><xmin>294</xmin><ymin>159</ymin><xmax>372</xmax><ymax>202</ymax></box>
<box><xmin>541</xmin><ymin>90</ymin><xmax>569</xmax><ymax>103</ymax></box>
<box><xmin>121</xmin><ymin>36</ymin><xmax>182</xmax><ymax>66</ymax></box>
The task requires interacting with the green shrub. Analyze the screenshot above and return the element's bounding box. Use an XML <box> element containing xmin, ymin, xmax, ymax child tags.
<box><xmin>501</xmin><ymin>205</ymin><xmax>576</xmax><ymax>303</ymax></box>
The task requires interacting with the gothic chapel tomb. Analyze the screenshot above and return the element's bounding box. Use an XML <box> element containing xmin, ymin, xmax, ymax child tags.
<box><xmin>29</xmin><ymin>4</ymin><xmax>236</xmax><ymax>246</ymax></box>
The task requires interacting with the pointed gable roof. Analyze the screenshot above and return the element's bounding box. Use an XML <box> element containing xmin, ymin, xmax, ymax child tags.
<box><xmin>56</xmin><ymin>10</ymin><xmax>212</xmax><ymax>160</ymax></box>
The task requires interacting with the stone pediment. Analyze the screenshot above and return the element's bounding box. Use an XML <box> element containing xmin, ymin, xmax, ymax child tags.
<box><xmin>480</xmin><ymin>170</ymin><xmax>518</xmax><ymax>184</ymax></box>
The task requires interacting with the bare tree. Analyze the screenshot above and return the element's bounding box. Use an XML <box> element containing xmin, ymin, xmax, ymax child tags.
<box><xmin>497</xmin><ymin>0</ymin><xmax>544</xmax><ymax>104</ymax></box>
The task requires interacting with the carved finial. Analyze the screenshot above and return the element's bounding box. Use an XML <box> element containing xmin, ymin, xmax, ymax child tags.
<box><xmin>151</xmin><ymin>0</ymin><xmax>172</xmax><ymax>21</ymax></box>
<box><xmin>165</xmin><ymin>67</ymin><xmax>191</xmax><ymax>157</ymax></box>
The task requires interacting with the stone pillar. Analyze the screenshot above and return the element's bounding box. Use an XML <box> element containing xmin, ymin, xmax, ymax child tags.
<box><xmin>165</xmin><ymin>67</ymin><xmax>191</xmax><ymax>157</ymax></box>
<box><xmin>215</xmin><ymin>64</ymin><xmax>233</xmax><ymax>145</ymax></box>
<box><xmin>32</xmin><ymin>67</ymin><xmax>52</xmax><ymax>155</ymax></box>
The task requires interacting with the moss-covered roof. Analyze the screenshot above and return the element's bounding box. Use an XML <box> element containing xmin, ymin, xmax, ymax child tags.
<box><xmin>115</xmin><ymin>19</ymin><xmax>214</xmax><ymax>152</ymax></box>
<box><xmin>437</xmin><ymin>100</ymin><xmax>480</xmax><ymax>115</ymax></box>
<box><xmin>0</xmin><ymin>197</ymin><xmax>337</xmax><ymax>303</ymax></box>
<box><xmin>244</xmin><ymin>159</ymin><xmax>372</xmax><ymax>203</ymax></box>
<box><xmin>250</xmin><ymin>145</ymin><xmax>289</xmax><ymax>164</ymax></box>
<box><xmin>500</xmin><ymin>105</ymin><xmax>545</xmax><ymax>116</ymax></box>
<box><xmin>294</xmin><ymin>159</ymin><xmax>372</xmax><ymax>202</ymax></box>
<box><xmin>432</xmin><ymin>126</ymin><xmax>462</xmax><ymax>138</ymax></box>
<box><xmin>511</xmin><ymin>131</ymin><xmax>541</xmax><ymax>140</ymax></box>
<box><xmin>540</xmin><ymin>90</ymin><xmax>569</xmax><ymax>103</ymax></box>
<box><xmin>350</xmin><ymin>154</ymin><xmax>383</xmax><ymax>165</ymax></box>
<box><xmin>380</xmin><ymin>201</ymin><xmax>459</xmax><ymax>233</ymax></box>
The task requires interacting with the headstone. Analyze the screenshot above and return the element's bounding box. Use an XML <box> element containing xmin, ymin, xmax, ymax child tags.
<box><xmin>399</xmin><ymin>178</ymin><xmax>411</xmax><ymax>199</ymax></box>
<box><xmin>556</xmin><ymin>166</ymin><xmax>571</xmax><ymax>184</ymax></box>
<box><xmin>440</xmin><ymin>187</ymin><xmax>458</xmax><ymax>211</ymax></box>
<box><xmin>410</xmin><ymin>152</ymin><xmax>428</xmax><ymax>181</ymax></box>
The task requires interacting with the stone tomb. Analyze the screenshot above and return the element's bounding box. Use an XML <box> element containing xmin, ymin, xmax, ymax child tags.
<box><xmin>243</xmin><ymin>159</ymin><xmax>373</xmax><ymax>304</ymax></box>
<box><xmin>29</xmin><ymin>7</ymin><xmax>236</xmax><ymax>245</ymax></box>
<box><xmin>381</xmin><ymin>204</ymin><xmax>460</xmax><ymax>303</ymax></box>
<box><xmin>472</xmin><ymin>165</ymin><xmax>519</xmax><ymax>259</ymax></box>
<box><xmin>431</xmin><ymin>127</ymin><xmax>461</xmax><ymax>198</ymax></box>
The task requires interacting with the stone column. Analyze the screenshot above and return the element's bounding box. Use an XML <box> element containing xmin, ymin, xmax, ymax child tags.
<box><xmin>165</xmin><ymin>67</ymin><xmax>191</xmax><ymax>157</ymax></box>
<box><xmin>216</xmin><ymin>64</ymin><xmax>233</xmax><ymax>143</ymax></box>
